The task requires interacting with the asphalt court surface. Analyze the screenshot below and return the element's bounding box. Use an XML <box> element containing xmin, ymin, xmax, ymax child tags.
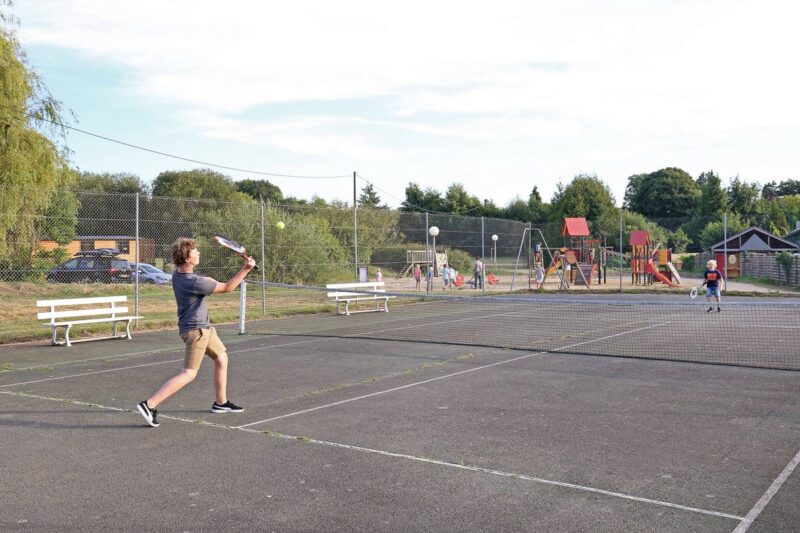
<box><xmin>1</xmin><ymin>325</ymin><xmax>799</xmax><ymax>532</ymax></box>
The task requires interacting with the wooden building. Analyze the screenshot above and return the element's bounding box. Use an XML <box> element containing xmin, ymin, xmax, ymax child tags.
<box><xmin>38</xmin><ymin>236</ymin><xmax>156</xmax><ymax>264</ymax></box>
<box><xmin>710</xmin><ymin>227</ymin><xmax>798</xmax><ymax>278</ymax></box>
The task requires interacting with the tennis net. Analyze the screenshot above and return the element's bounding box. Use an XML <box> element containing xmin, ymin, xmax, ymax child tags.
<box><xmin>238</xmin><ymin>281</ymin><xmax>800</xmax><ymax>371</ymax></box>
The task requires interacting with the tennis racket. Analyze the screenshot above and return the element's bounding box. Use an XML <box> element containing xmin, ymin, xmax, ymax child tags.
<box><xmin>689</xmin><ymin>286</ymin><xmax>699</xmax><ymax>299</ymax></box>
<box><xmin>213</xmin><ymin>234</ymin><xmax>257</xmax><ymax>269</ymax></box>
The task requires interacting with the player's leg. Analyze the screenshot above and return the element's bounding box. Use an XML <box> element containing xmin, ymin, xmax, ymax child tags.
<box><xmin>206</xmin><ymin>327</ymin><xmax>243</xmax><ymax>413</ymax></box>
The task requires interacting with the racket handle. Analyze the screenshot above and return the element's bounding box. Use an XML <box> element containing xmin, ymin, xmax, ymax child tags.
<box><xmin>242</xmin><ymin>253</ymin><xmax>258</xmax><ymax>271</ymax></box>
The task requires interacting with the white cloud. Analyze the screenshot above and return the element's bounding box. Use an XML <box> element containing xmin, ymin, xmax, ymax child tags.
<box><xmin>12</xmin><ymin>0</ymin><xmax>800</xmax><ymax>205</ymax></box>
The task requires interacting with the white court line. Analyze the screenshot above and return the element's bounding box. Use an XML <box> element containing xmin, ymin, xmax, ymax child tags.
<box><xmin>237</xmin><ymin>322</ymin><xmax>669</xmax><ymax>428</ymax></box>
<box><xmin>0</xmin><ymin>336</ymin><xmax>334</xmax><ymax>388</ymax></box>
<box><xmin>0</xmin><ymin>388</ymin><xmax>743</xmax><ymax>522</ymax></box>
<box><xmin>0</xmin><ymin>303</ymin><xmax>593</xmax><ymax>388</ymax></box>
<box><xmin>732</xmin><ymin>447</ymin><xmax>800</xmax><ymax>532</ymax></box>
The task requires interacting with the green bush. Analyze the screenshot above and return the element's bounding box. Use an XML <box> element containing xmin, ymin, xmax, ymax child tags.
<box><xmin>370</xmin><ymin>243</ymin><xmax>413</xmax><ymax>274</ymax></box>
<box><xmin>445</xmin><ymin>248</ymin><xmax>474</xmax><ymax>274</ymax></box>
<box><xmin>776</xmin><ymin>251</ymin><xmax>795</xmax><ymax>282</ymax></box>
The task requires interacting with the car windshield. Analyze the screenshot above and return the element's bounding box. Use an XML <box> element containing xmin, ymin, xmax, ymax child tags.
<box><xmin>111</xmin><ymin>259</ymin><xmax>130</xmax><ymax>269</ymax></box>
<box><xmin>137</xmin><ymin>264</ymin><xmax>160</xmax><ymax>273</ymax></box>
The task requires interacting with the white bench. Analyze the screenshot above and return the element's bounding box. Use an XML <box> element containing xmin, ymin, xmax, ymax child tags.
<box><xmin>326</xmin><ymin>282</ymin><xmax>395</xmax><ymax>316</ymax></box>
<box><xmin>36</xmin><ymin>296</ymin><xmax>143</xmax><ymax>347</ymax></box>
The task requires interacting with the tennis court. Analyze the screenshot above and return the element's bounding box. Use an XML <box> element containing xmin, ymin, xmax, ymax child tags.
<box><xmin>1</xmin><ymin>291</ymin><xmax>799</xmax><ymax>531</ymax></box>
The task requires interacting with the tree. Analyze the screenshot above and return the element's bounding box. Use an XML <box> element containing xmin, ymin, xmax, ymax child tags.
<box><xmin>401</xmin><ymin>182</ymin><xmax>443</xmax><ymax>212</ymax></box>
<box><xmin>727</xmin><ymin>176</ymin><xmax>760</xmax><ymax>220</ymax></box>
<box><xmin>235</xmin><ymin>178</ymin><xmax>283</xmax><ymax>202</ymax></box>
<box><xmin>480</xmin><ymin>199</ymin><xmax>503</xmax><ymax>218</ymax></box>
<box><xmin>698</xmin><ymin>214</ymin><xmax>746</xmax><ymax>250</ymax></box>
<box><xmin>549</xmin><ymin>174</ymin><xmax>617</xmax><ymax>224</ymax></box>
<box><xmin>698</xmin><ymin>170</ymin><xmax>728</xmax><ymax>217</ymax></box>
<box><xmin>761</xmin><ymin>181</ymin><xmax>779</xmax><ymax>200</ymax></box>
<box><xmin>623</xmin><ymin>168</ymin><xmax>701</xmax><ymax>219</ymax></box>
<box><xmin>0</xmin><ymin>10</ymin><xmax>74</xmax><ymax>277</ymax></box>
<box><xmin>777</xmin><ymin>179</ymin><xmax>800</xmax><ymax>197</ymax></box>
<box><xmin>358</xmin><ymin>182</ymin><xmax>383</xmax><ymax>208</ymax></box>
<box><xmin>75</xmin><ymin>171</ymin><xmax>148</xmax><ymax>194</ymax></box>
<box><xmin>152</xmin><ymin>168</ymin><xmax>248</xmax><ymax>201</ymax></box>
<box><xmin>443</xmin><ymin>183</ymin><xmax>480</xmax><ymax>214</ymax></box>
<box><xmin>527</xmin><ymin>186</ymin><xmax>547</xmax><ymax>221</ymax></box>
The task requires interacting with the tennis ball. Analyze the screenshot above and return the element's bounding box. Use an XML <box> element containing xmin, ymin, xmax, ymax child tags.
<box><xmin>275</xmin><ymin>221</ymin><xmax>285</xmax><ymax>230</ymax></box>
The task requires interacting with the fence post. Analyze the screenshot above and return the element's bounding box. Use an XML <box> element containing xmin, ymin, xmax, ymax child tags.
<box><xmin>135</xmin><ymin>192</ymin><xmax>140</xmax><ymax>328</ymax></box>
<box><xmin>723</xmin><ymin>212</ymin><xmax>728</xmax><ymax>294</ymax></box>
<box><xmin>353</xmin><ymin>172</ymin><xmax>359</xmax><ymax>282</ymax></box>
<box><xmin>619</xmin><ymin>214</ymin><xmax>623</xmax><ymax>292</ymax></box>
<box><xmin>425</xmin><ymin>212</ymin><xmax>430</xmax><ymax>293</ymax></box>
<box><xmin>260</xmin><ymin>197</ymin><xmax>266</xmax><ymax>313</ymax></box>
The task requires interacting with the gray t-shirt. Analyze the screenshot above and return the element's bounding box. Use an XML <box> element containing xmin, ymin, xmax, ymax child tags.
<box><xmin>172</xmin><ymin>271</ymin><xmax>218</xmax><ymax>335</ymax></box>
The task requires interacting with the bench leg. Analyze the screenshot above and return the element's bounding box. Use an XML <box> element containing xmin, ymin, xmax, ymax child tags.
<box><xmin>345</xmin><ymin>301</ymin><xmax>351</xmax><ymax>316</ymax></box>
<box><xmin>125</xmin><ymin>320</ymin><xmax>133</xmax><ymax>340</ymax></box>
<box><xmin>50</xmin><ymin>326</ymin><xmax>58</xmax><ymax>346</ymax></box>
<box><xmin>384</xmin><ymin>298</ymin><xmax>389</xmax><ymax>313</ymax></box>
<box><xmin>64</xmin><ymin>325</ymin><xmax>72</xmax><ymax>347</ymax></box>
<box><xmin>112</xmin><ymin>321</ymin><xmax>119</xmax><ymax>337</ymax></box>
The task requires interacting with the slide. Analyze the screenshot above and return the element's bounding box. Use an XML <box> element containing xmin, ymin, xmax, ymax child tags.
<box><xmin>666</xmin><ymin>262</ymin><xmax>682</xmax><ymax>285</ymax></box>
<box><xmin>645</xmin><ymin>262</ymin><xmax>678</xmax><ymax>288</ymax></box>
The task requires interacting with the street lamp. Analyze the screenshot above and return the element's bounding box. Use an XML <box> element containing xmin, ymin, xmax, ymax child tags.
<box><xmin>428</xmin><ymin>226</ymin><xmax>440</xmax><ymax>285</ymax></box>
<box><xmin>491</xmin><ymin>234</ymin><xmax>498</xmax><ymax>264</ymax></box>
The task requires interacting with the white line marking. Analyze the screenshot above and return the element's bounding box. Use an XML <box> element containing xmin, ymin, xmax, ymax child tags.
<box><xmin>0</xmin><ymin>388</ymin><xmax>742</xmax><ymax>522</ymax></box>
<box><xmin>0</xmin><ymin>336</ymin><xmax>335</xmax><ymax>388</ymax></box>
<box><xmin>732</xmin><ymin>447</ymin><xmax>800</xmax><ymax>532</ymax></box>
<box><xmin>237</xmin><ymin>322</ymin><xmax>668</xmax><ymax>428</ymax></box>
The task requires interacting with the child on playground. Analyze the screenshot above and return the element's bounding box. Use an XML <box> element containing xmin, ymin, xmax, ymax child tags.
<box><xmin>375</xmin><ymin>268</ymin><xmax>383</xmax><ymax>282</ymax></box>
<box><xmin>441</xmin><ymin>263</ymin><xmax>450</xmax><ymax>290</ymax></box>
<box><xmin>413</xmin><ymin>264</ymin><xmax>421</xmax><ymax>290</ymax></box>
<box><xmin>701</xmin><ymin>259</ymin><xmax>725</xmax><ymax>312</ymax></box>
<box><xmin>136</xmin><ymin>238</ymin><xmax>256</xmax><ymax>427</ymax></box>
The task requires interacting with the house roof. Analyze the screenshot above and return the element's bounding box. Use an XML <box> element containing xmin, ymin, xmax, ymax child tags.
<box><xmin>561</xmin><ymin>218</ymin><xmax>590</xmax><ymax>237</ymax></box>
<box><xmin>629</xmin><ymin>230</ymin><xmax>651</xmax><ymax>246</ymax></box>
<box><xmin>710</xmin><ymin>226</ymin><xmax>799</xmax><ymax>252</ymax></box>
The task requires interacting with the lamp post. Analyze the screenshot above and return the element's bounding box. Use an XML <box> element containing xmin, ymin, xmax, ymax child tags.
<box><xmin>492</xmin><ymin>234</ymin><xmax>498</xmax><ymax>265</ymax></box>
<box><xmin>429</xmin><ymin>226</ymin><xmax>440</xmax><ymax>286</ymax></box>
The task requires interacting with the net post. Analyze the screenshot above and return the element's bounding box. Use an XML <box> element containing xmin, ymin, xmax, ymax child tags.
<box><xmin>238</xmin><ymin>281</ymin><xmax>247</xmax><ymax>335</ymax></box>
<box><xmin>134</xmin><ymin>192</ymin><xmax>140</xmax><ymax>329</ymax></box>
<box><xmin>260</xmin><ymin>197</ymin><xmax>266</xmax><ymax>313</ymax></box>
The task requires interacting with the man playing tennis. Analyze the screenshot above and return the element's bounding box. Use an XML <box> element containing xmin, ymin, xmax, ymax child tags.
<box><xmin>701</xmin><ymin>259</ymin><xmax>725</xmax><ymax>313</ymax></box>
<box><xmin>136</xmin><ymin>237</ymin><xmax>255</xmax><ymax>427</ymax></box>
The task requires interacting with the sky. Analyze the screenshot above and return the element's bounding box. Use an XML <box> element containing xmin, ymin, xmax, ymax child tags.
<box><xmin>9</xmin><ymin>0</ymin><xmax>800</xmax><ymax>208</ymax></box>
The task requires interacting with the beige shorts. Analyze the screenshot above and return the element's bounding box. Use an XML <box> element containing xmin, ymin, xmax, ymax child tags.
<box><xmin>180</xmin><ymin>327</ymin><xmax>226</xmax><ymax>370</ymax></box>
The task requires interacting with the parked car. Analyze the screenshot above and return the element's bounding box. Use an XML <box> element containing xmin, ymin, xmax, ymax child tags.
<box><xmin>46</xmin><ymin>249</ymin><xmax>132</xmax><ymax>283</ymax></box>
<box><xmin>131</xmin><ymin>263</ymin><xmax>172</xmax><ymax>285</ymax></box>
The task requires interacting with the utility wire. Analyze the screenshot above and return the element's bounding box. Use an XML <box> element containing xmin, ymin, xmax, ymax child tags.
<box><xmin>5</xmin><ymin>105</ymin><xmax>350</xmax><ymax>180</ymax></box>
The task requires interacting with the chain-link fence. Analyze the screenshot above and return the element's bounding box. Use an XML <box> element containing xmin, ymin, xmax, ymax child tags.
<box><xmin>2</xmin><ymin>184</ymin><xmax>798</xmax><ymax>343</ymax></box>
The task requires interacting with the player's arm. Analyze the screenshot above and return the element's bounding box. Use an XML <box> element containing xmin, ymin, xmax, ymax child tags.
<box><xmin>213</xmin><ymin>257</ymin><xmax>256</xmax><ymax>294</ymax></box>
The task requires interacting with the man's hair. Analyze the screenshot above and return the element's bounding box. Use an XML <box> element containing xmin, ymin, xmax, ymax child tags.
<box><xmin>172</xmin><ymin>238</ymin><xmax>197</xmax><ymax>266</ymax></box>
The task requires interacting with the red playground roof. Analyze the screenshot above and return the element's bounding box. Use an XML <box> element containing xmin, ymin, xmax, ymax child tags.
<box><xmin>629</xmin><ymin>230</ymin><xmax>651</xmax><ymax>246</ymax></box>
<box><xmin>561</xmin><ymin>217</ymin><xmax>590</xmax><ymax>236</ymax></box>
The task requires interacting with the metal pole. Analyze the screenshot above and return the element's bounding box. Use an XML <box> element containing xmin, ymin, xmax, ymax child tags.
<box><xmin>134</xmin><ymin>192</ymin><xmax>140</xmax><ymax>328</ymax></box>
<box><xmin>425</xmin><ymin>212</ymin><xmax>430</xmax><ymax>293</ymax></box>
<box><xmin>723</xmin><ymin>212</ymin><xmax>728</xmax><ymax>294</ymax></box>
<box><xmin>353</xmin><ymin>172</ymin><xmax>359</xmax><ymax>282</ymax></box>
<box><xmin>260</xmin><ymin>197</ymin><xmax>266</xmax><ymax>313</ymax></box>
<box><xmin>481</xmin><ymin>217</ymin><xmax>486</xmax><ymax>293</ymax></box>
<box><xmin>619</xmin><ymin>214</ymin><xmax>623</xmax><ymax>292</ymax></box>
<box><xmin>528</xmin><ymin>222</ymin><xmax>532</xmax><ymax>291</ymax></box>
<box><xmin>238</xmin><ymin>281</ymin><xmax>247</xmax><ymax>334</ymax></box>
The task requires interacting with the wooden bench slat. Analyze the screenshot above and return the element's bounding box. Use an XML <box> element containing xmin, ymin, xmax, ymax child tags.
<box><xmin>37</xmin><ymin>295</ymin><xmax>129</xmax><ymax>307</ymax></box>
<box><xmin>37</xmin><ymin>307</ymin><xmax>130</xmax><ymax>320</ymax></box>
<box><xmin>325</xmin><ymin>282</ymin><xmax>385</xmax><ymax>290</ymax></box>
<box><xmin>43</xmin><ymin>316</ymin><xmax>143</xmax><ymax>327</ymax></box>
